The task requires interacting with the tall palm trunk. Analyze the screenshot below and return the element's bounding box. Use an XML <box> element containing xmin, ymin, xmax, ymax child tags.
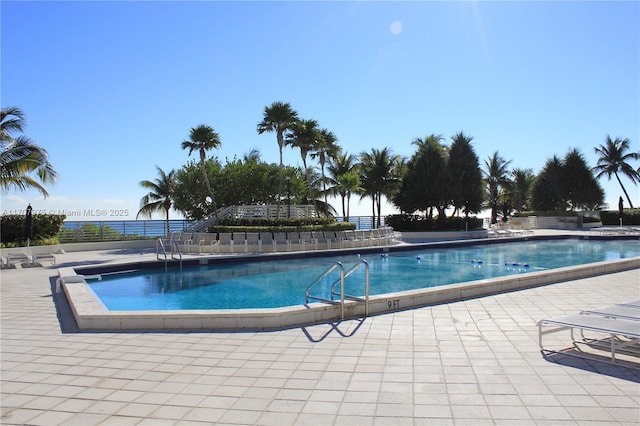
<box><xmin>371</xmin><ymin>195</ymin><xmax>376</xmax><ymax>229</ymax></box>
<box><xmin>277</xmin><ymin>132</ymin><xmax>285</xmax><ymax>217</ymax></box>
<box><xmin>376</xmin><ymin>191</ymin><xmax>383</xmax><ymax>228</ymax></box>
<box><xmin>320</xmin><ymin>159</ymin><xmax>328</xmax><ymax>214</ymax></box>
<box><xmin>302</xmin><ymin>158</ymin><xmax>319</xmax><ymax>216</ymax></box>
<box><xmin>346</xmin><ymin>192</ymin><xmax>351</xmax><ymax>221</ymax></box>
<box><xmin>200</xmin><ymin>151</ymin><xmax>219</xmax><ymax>220</ymax></box>
<box><xmin>615</xmin><ymin>172</ymin><xmax>635</xmax><ymax>208</ymax></box>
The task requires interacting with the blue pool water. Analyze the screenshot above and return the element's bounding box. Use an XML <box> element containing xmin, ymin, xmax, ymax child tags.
<box><xmin>89</xmin><ymin>239</ymin><xmax>640</xmax><ymax>311</ymax></box>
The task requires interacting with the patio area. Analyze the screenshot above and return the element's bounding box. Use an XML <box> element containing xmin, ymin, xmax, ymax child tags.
<box><xmin>1</xmin><ymin>244</ymin><xmax>639</xmax><ymax>425</ymax></box>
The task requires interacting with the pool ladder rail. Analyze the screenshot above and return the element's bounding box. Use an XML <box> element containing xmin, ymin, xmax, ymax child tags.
<box><xmin>156</xmin><ymin>238</ymin><xmax>183</xmax><ymax>272</ymax></box>
<box><xmin>305</xmin><ymin>260</ymin><xmax>370</xmax><ymax>319</ymax></box>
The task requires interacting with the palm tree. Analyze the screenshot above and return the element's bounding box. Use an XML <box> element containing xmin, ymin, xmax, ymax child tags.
<box><xmin>257</xmin><ymin>101</ymin><xmax>299</xmax><ymax>214</ymax></box>
<box><xmin>1</xmin><ymin>107</ymin><xmax>57</xmax><ymax>197</ymax></box>
<box><xmin>1</xmin><ymin>106</ymin><xmax>25</xmax><ymax>142</ymax></box>
<box><xmin>243</xmin><ymin>148</ymin><xmax>261</xmax><ymax>163</ymax></box>
<box><xmin>508</xmin><ymin>168</ymin><xmax>535</xmax><ymax>212</ymax></box>
<box><xmin>593</xmin><ymin>136</ymin><xmax>640</xmax><ymax>208</ymax></box>
<box><xmin>360</xmin><ymin>147</ymin><xmax>403</xmax><ymax>227</ymax></box>
<box><xmin>311</xmin><ymin>128</ymin><xmax>340</xmax><ymax>211</ymax></box>
<box><xmin>327</xmin><ymin>152</ymin><xmax>360</xmax><ymax>218</ymax></box>
<box><xmin>137</xmin><ymin>166</ymin><xmax>177</xmax><ymax>235</ymax></box>
<box><xmin>181</xmin><ymin>124</ymin><xmax>222</xmax><ymax>219</ymax></box>
<box><xmin>483</xmin><ymin>151</ymin><xmax>512</xmax><ymax>224</ymax></box>
<box><xmin>286</xmin><ymin>118</ymin><xmax>319</xmax><ymax>208</ymax></box>
<box><xmin>336</xmin><ymin>171</ymin><xmax>362</xmax><ymax>221</ymax></box>
<box><xmin>1</xmin><ymin>137</ymin><xmax>57</xmax><ymax>197</ymax></box>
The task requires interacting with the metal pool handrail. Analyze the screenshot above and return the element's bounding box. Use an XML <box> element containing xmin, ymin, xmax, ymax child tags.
<box><xmin>305</xmin><ymin>262</ymin><xmax>343</xmax><ymax>306</ymax></box>
<box><xmin>171</xmin><ymin>238</ymin><xmax>183</xmax><ymax>272</ymax></box>
<box><xmin>305</xmin><ymin>260</ymin><xmax>370</xmax><ymax>319</ymax></box>
<box><xmin>156</xmin><ymin>238</ymin><xmax>168</xmax><ymax>272</ymax></box>
<box><xmin>330</xmin><ymin>259</ymin><xmax>370</xmax><ymax>317</ymax></box>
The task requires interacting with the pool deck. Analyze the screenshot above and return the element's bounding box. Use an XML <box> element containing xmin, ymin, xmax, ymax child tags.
<box><xmin>1</xmin><ymin>230</ymin><xmax>639</xmax><ymax>425</ymax></box>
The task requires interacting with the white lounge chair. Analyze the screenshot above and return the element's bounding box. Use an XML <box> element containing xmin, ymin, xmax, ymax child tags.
<box><xmin>343</xmin><ymin>230</ymin><xmax>357</xmax><ymax>247</ymax></box>
<box><xmin>354</xmin><ymin>229</ymin><xmax>370</xmax><ymax>247</ymax></box>
<box><xmin>272</xmin><ymin>232</ymin><xmax>291</xmax><ymax>252</ymax></box>
<box><xmin>259</xmin><ymin>232</ymin><xmax>275</xmax><ymax>253</ymax></box>
<box><xmin>197</xmin><ymin>233</ymin><xmax>218</xmax><ymax>254</ymax></box>
<box><xmin>7</xmin><ymin>253</ymin><xmax>32</xmax><ymax>268</ymax></box>
<box><xmin>618</xmin><ymin>300</ymin><xmax>640</xmax><ymax>309</ymax></box>
<box><xmin>313</xmin><ymin>231</ymin><xmax>333</xmax><ymax>250</ymax></box>
<box><xmin>334</xmin><ymin>230</ymin><xmax>349</xmax><ymax>248</ymax></box>
<box><xmin>297</xmin><ymin>231</ymin><xmax>317</xmax><ymax>251</ymax></box>
<box><xmin>538</xmin><ymin>313</ymin><xmax>640</xmax><ymax>367</ymax></box>
<box><xmin>244</xmin><ymin>232</ymin><xmax>260</xmax><ymax>253</ymax></box>
<box><xmin>214</xmin><ymin>233</ymin><xmax>234</xmax><ymax>253</ymax></box>
<box><xmin>581</xmin><ymin>305</ymin><xmax>640</xmax><ymax>322</ymax></box>
<box><xmin>32</xmin><ymin>253</ymin><xmax>56</xmax><ymax>265</ymax></box>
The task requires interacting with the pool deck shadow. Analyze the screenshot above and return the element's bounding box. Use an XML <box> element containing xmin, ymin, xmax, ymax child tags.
<box><xmin>541</xmin><ymin>350</ymin><xmax>640</xmax><ymax>382</ymax></box>
<box><xmin>49</xmin><ymin>276</ymin><xmax>82</xmax><ymax>334</ymax></box>
<box><xmin>301</xmin><ymin>317</ymin><xmax>367</xmax><ymax>342</ymax></box>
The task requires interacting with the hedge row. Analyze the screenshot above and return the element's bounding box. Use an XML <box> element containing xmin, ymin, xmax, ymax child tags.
<box><xmin>0</xmin><ymin>214</ymin><xmax>66</xmax><ymax>246</ymax></box>
<box><xmin>385</xmin><ymin>215</ymin><xmax>484</xmax><ymax>231</ymax></box>
<box><xmin>601</xmin><ymin>209</ymin><xmax>640</xmax><ymax>226</ymax></box>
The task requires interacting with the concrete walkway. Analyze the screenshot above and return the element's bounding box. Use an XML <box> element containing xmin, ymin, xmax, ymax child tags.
<box><xmin>1</xmin><ymin>242</ymin><xmax>639</xmax><ymax>425</ymax></box>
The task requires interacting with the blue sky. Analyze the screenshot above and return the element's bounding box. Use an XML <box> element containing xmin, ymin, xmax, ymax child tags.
<box><xmin>2</xmin><ymin>1</ymin><xmax>639</xmax><ymax>220</ymax></box>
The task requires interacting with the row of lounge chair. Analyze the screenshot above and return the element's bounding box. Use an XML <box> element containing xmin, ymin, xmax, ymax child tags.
<box><xmin>538</xmin><ymin>299</ymin><xmax>640</xmax><ymax>368</ymax></box>
<box><xmin>487</xmin><ymin>228</ymin><xmax>534</xmax><ymax>238</ymax></box>
<box><xmin>167</xmin><ymin>228</ymin><xmax>400</xmax><ymax>254</ymax></box>
<box><xmin>590</xmin><ymin>226</ymin><xmax>640</xmax><ymax>236</ymax></box>
<box><xmin>0</xmin><ymin>252</ymin><xmax>56</xmax><ymax>268</ymax></box>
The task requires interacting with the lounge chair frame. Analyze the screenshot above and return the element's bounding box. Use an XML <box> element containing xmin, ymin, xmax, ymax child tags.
<box><xmin>538</xmin><ymin>313</ymin><xmax>640</xmax><ymax>368</ymax></box>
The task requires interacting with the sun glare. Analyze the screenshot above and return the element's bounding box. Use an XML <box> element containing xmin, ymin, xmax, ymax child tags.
<box><xmin>389</xmin><ymin>20</ymin><xmax>403</xmax><ymax>36</ymax></box>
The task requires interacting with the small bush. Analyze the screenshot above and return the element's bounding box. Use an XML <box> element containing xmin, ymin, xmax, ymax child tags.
<box><xmin>601</xmin><ymin>209</ymin><xmax>640</xmax><ymax>226</ymax></box>
<box><xmin>0</xmin><ymin>214</ymin><xmax>66</xmax><ymax>245</ymax></box>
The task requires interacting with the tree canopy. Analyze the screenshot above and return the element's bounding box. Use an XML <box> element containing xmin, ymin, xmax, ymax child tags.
<box><xmin>1</xmin><ymin>107</ymin><xmax>57</xmax><ymax>197</ymax></box>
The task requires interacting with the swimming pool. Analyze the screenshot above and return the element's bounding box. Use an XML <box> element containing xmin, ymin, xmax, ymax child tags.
<box><xmin>61</xmin><ymin>236</ymin><xmax>640</xmax><ymax>331</ymax></box>
<box><xmin>89</xmin><ymin>239</ymin><xmax>640</xmax><ymax>311</ymax></box>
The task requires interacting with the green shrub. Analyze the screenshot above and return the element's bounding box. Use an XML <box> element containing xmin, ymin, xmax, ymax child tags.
<box><xmin>601</xmin><ymin>209</ymin><xmax>640</xmax><ymax>226</ymax></box>
<box><xmin>0</xmin><ymin>214</ymin><xmax>66</xmax><ymax>246</ymax></box>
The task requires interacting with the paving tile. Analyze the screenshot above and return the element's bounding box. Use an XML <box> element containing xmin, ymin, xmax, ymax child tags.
<box><xmin>27</xmin><ymin>408</ymin><xmax>76</xmax><ymax>425</ymax></box>
<box><xmin>256</xmin><ymin>410</ymin><xmax>300</xmax><ymax>425</ymax></box>
<box><xmin>182</xmin><ymin>407</ymin><xmax>225</xmax><ymax>423</ymax></box>
<box><xmin>450</xmin><ymin>404</ymin><xmax>492</xmax><ymax>419</ymax></box>
<box><xmin>0</xmin><ymin>408</ymin><xmax>41</xmax><ymax>425</ymax></box>
<box><xmin>1</xmin><ymin>242</ymin><xmax>639</xmax><ymax>425</ymax></box>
